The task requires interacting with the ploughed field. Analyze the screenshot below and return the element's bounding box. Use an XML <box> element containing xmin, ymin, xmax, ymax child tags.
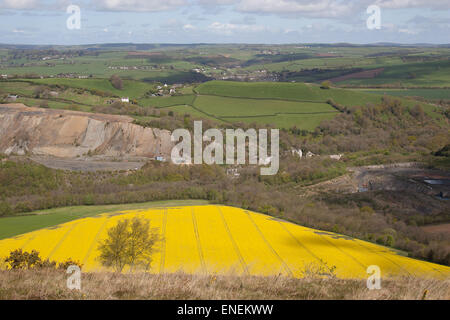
<box><xmin>0</xmin><ymin>205</ymin><xmax>449</xmax><ymax>279</ymax></box>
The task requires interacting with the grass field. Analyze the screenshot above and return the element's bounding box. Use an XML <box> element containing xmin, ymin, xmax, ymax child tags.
<box><xmin>0</xmin><ymin>204</ymin><xmax>449</xmax><ymax>279</ymax></box>
<box><xmin>223</xmin><ymin>112</ymin><xmax>338</xmax><ymax>129</ymax></box>
<box><xmin>362</xmin><ymin>88</ymin><xmax>450</xmax><ymax>100</ymax></box>
<box><xmin>337</xmin><ymin>60</ymin><xmax>450</xmax><ymax>87</ymax></box>
<box><xmin>188</xmin><ymin>81</ymin><xmax>440</xmax><ymax>128</ymax></box>
<box><xmin>165</xmin><ymin>104</ymin><xmax>225</xmax><ymax>122</ymax></box>
<box><xmin>196</xmin><ymin>80</ymin><xmax>417</xmax><ymax>107</ymax></box>
<box><xmin>194</xmin><ymin>95</ymin><xmax>336</xmax><ymax>117</ymax></box>
<box><xmin>195</xmin><ymin>80</ymin><xmax>434</xmax><ymax>107</ymax></box>
<box><xmin>139</xmin><ymin>95</ymin><xmax>196</xmax><ymax>108</ymax></box>
<box><xmin>192</xmin><ymin>95</ymin><xmax>337</xmax><ymax>129</ymax></box>
<box><xmin>2</xmin><ymin>269</ymin><xmax>449</xmax><ymax>300</ymax></box>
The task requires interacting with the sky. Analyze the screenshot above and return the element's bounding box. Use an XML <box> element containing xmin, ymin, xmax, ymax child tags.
<box><xmin>0</xmin><ymin>0</ymin><xmax>449</xmax><ymax>45</ymax></box>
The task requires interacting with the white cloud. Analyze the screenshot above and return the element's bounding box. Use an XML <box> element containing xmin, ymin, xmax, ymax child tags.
<box><xmin>235</xmin><ymin>0</ymin><xmax>355</xmax><ymax>18</ymax></box>
<box><xmin>95</xmin><ymin>0</ymin><xmax>187</xmax><ymax>12</ymax></box>
<box><xmin>183</xmin><ymin>24</ymin><xmax>196</xmax><ymax>30</ymax></box>
<box><xmin>198</xmin><ymin>0</ymin><xmax>450</xmax><ymax>19</ymax></box>
<box><xmin>375</xmin><ymin>0</ymin><xmax>450</xmax><ymax>9</ymax></box>
<box><xmin>398</xmin><ymin>28</ymin><xmax>418</xmax><ymax>34</ymax></box>
<box><xmin>209</xmin><ymin>21</ymin><xmax>266</xmax><ymax>35</ymax></box>
<box><xmin>197</xmin><ymin>0</ymin><xmax>237</xmax><ymax>5</ymax></box>
<box><xmin>0</xmin><ymin>0</ymin><xmax>39</xmax><ymax>9</ymax></box>
<box><xmin>160</xmin><ymin>18</ymin><xmax>183</xmax><ymax>28</ymax></box>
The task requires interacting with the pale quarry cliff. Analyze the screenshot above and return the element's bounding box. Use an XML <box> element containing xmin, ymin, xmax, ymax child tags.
<box><xmin>0</xmin><ymin>104</ymin><xmax>173</xmax><ymax>158</ymax></box>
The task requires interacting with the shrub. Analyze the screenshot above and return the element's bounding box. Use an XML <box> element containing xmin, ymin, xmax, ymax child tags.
<box><xmin>0</xmin><ymin>201</ymin><xmax>12</xmax><ymax>216</ymax></box>
<box><xmin>57</xmin><ymin>258</ymin><xmax>83</xmax><ymax>270</ymax></box>
<box><xmin>110</xmin><ymin>74</ymin><xmax>123</xmax><ymax>90</ymax></box>
<box><xmin>4</xmin><ymin>249</ymin><xmax>42</xmax><ymax>269</ymax></box>
<box><xmin>320</xmin><ymin>80</ymin><xmax>332</xmax><ymax>89</ymax></box>
<box><xmin>4</xmin><ymin>249</ymin><xmax>82</xmax><ymax>270</ymax></box>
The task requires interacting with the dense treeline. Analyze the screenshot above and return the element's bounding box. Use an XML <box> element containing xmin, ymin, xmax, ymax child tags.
<box><xmin>291</xmin><ymin>96</ymin><xmax>449</xmax><ymax>157</ymax></box>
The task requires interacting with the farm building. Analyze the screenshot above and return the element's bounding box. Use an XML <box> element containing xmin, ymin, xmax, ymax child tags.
<box><xmin>6</xmin><ymin>95</ymin><xmax>18</xmax><ymax>102</ymax></box>
<box><xmin>291</xmin><ymin>149</ymin><xmax>303</xmax><ymax>158</ymax></box>
<box><xmin>330</xmin><ymin>154</ymin><xmax>343</xmax><ymax>160</ymax></box>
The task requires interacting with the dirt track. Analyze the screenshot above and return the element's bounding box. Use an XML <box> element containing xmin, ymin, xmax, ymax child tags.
<box><xmin>30</xmin><ymin>156</ymin><xmax>148</xmax><ymax>172</ymax></box>
<box><xmin>422</xmin><ymin>223</ymin><xmax>450</xmax><ymax>234</ymax></box>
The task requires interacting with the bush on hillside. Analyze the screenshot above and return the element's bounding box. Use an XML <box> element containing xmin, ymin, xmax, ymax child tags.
<box><xmin>4</xmin><ymin>249</ymin><xmax>82</xmax><ymax>270</ymax></box>
<box><xmin>320</xmin><ymin>81</ymin><xmax>332</xmax><ymax>89</ymax></box>
<box><xmin>110</xmin><ymin>74</ymin><xmax>123</xmax><ymax>90</ymax></box>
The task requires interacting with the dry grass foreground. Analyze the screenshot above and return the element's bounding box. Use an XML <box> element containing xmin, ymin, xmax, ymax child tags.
<box><xmin>0</xmin><ymin>269</ymin><xmax>449</xmax><ymax>300</ymax></box>
<box><xmin>1</xmin><ymin>205</ymin><xmax>449</xmax><ymax>279</ymax></box>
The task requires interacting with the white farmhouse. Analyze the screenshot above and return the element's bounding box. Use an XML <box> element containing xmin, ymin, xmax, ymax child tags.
<box><xmin>330</xmin><ymin>154</ymin><xmax>343</xmax><ymax>161</ymax></box>
<box><xmin>6</xmin><ymin>94</ymin><xmax>18</xmax><ymax>102</ymax></box>
<box><xmin>291</xmin><ymin>149</ymin><xmax>303</xmax><ymax>158</ymax></box>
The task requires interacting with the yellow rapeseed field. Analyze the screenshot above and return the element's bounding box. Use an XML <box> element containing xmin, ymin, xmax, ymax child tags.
<box><xmin>0</xmin><ymin>205</ymin><xmax>449</xmax><ymax>279</ymax></box>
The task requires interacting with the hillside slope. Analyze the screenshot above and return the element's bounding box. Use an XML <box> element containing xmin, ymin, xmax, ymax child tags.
<box><xmin>1</xmin><ymin>205</ymin><xmax>448</xmax><ymax>279</ymax></box>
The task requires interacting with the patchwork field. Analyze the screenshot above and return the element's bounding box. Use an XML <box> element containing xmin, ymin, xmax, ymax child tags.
<box><xmin>2</xmin><ymin>77</ymin><xmax>442</xmax><ymax>130</ymax></box>
<box><xmin>0</xmin><ymin>205</ymin><xmax>449</xmax><ymax>279</ymax></box>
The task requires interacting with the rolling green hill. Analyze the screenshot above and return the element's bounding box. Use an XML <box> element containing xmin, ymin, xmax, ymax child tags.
<box><xmin>337</xmin><ymin>60</ymin><xmax>450</xmax><ymax>87</ymax></box>
<box><xmin>188</xmin><ymin>81</ymin><xmax>440</xmax><ymax>128</ymax></box>
<box><xmin>2</xmin><ymin>77</ymin><xmax>442</xmax><ymax>131</ymax></box>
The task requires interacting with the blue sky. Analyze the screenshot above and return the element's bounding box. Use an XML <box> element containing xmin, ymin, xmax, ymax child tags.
<box><xmin>0</xmin><ymin>0</ymin><xmax>449</xmax><ymax>45</ymax></box>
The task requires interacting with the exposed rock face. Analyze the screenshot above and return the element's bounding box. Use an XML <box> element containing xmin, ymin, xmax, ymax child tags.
<box><xmin>0</xmin><ymin>104</ymin><xmax>173</xmax><ymax>158</ymax></box>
